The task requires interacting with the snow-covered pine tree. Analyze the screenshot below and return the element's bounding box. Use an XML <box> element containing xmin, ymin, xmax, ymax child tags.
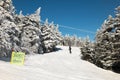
<box><xmin>41</xmin><ymin>19</ymin><xmax>62</xmax><ymax>53</ymax></box>
<box><xmin>0</xmin><ymin>0</ymin><xmax>20</xmax><ymax>57</ymax></box>
<box><xmin>41</xmin><ymin>19</ymin><xmax>54</xmax><ymax>53</ymax></box>
<box><xmin>62</xmin><ymin>34</ymin><xmax>69</xmax><ymax>46</ymax></box>
<box><xmin>53</xmin><ymin>24</ymin><xmax>63</xmax><ymax>45</ymax></box>
<box><xmin>62</xmin><ymin>34</ymin><xmax>90</xmax><ymax>47</ymax></box>
<box><xmin>81</xmin><ymin>6</ymin><xmax>120</xmax><ymax>73</ymax></box>
<box><xmin>0</xmin><ymin>0</ymin><xmax>64</xmax><ymax>57</ymax></box>
<box><xmin>14</xmin><ymin>8</ymin><xmax>43</xmax><ymax>54</ymax></box>
<box><xmin>73</xmin><ymin>35</ymin><xmax>78</xmax><ymax>46</ymax></box>
<box><xmin>70</xmin><ymin>35</ymin><xmax>75</xmax><ymax>46</ymax></box>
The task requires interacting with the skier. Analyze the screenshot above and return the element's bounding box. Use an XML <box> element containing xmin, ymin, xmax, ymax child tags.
<box><xmin>68</xmin><ymin>39</ymin><xmax>72</xmax><ymax>54</ymax></box>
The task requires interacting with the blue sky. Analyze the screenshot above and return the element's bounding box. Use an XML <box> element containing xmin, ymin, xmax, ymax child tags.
<box><xmin>12</xmin><ymin>0</ymin><xmax>120</xmax><ymax>41</ymax></box>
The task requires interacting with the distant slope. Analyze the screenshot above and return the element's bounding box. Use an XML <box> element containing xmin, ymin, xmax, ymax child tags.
<box><xmin>0</xmin><ymin>46</ymin><xmax>120</xmax><ymax>80</ymax></box>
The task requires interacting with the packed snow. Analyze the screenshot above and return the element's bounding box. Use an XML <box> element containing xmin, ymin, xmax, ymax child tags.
<box><xmin>0</xmin><ymin>46</ymin><xmax>120</xmax><ymax>80</ymax></box>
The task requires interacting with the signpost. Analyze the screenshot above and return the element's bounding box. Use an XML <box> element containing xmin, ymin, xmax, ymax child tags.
<box><xmin>10</xmin><ymin>52</ymin><xmax>25</xmax><ymax>65</ymax></box>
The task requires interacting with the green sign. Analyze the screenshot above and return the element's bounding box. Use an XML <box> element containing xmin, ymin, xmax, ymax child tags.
<box><xmin>11</xmin><ymin>52</ymin><xmax>25</xmax><ymax>65</ymax></box>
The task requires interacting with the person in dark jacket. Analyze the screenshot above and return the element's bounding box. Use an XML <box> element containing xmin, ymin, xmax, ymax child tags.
<box><xmin>68</xmin><ymin>39</ymin><xmax>72</xmax><ymax>54</ymax></box>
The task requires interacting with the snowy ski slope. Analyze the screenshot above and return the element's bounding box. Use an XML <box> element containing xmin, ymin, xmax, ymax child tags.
<box><xmin>0</xmin><ymin>46</ymin><xmax>120</xmax><ymax>80</ymax></box>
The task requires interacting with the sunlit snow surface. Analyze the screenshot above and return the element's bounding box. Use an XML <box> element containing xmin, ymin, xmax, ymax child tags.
<box><xmin>0</xmin><ymin>46</ymin><xmax>120</xmax><ymax>80</ymax></box>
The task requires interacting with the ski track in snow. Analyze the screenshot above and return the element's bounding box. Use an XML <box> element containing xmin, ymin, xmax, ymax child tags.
<box><xmin>0</xmin><ymin>46</ymin><xmax>120</xmax><ymax>80</ymax></box>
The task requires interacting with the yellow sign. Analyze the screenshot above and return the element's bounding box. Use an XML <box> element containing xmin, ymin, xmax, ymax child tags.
<box><xmin>10</xmin><ymin>52</ymin><xmax>25</xmax><ymax>65</ymax></box>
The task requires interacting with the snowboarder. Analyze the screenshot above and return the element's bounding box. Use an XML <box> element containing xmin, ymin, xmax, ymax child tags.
<box><xmin>68</xmin><ymin>39</ymin><xmax>72</xmax><ymax>54</ymax></box>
